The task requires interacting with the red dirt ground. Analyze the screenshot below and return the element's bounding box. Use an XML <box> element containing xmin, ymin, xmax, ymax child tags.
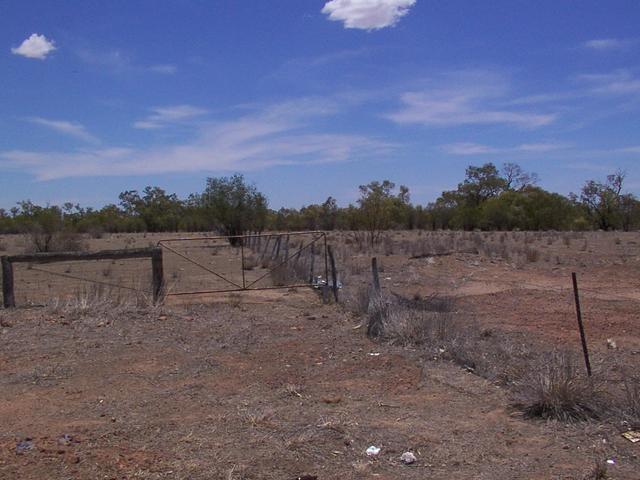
<box><xmin>2</xmin><ymin>231</ymin><xmax>640</xmax><ymax>478</ymax></box>
<box><xmin>1</xmin><ymin>288</ymin><xmax>639</xmax><ymax>479</ymax></box>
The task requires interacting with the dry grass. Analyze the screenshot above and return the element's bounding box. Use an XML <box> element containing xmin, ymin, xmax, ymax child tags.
<box><xmin>622</xmin><ymin>373</ymin><xmax>640</xmax><ymax>424</ymax></box>
<box><xmin>359</xmin><ymin>292</ymin><xmax>610</xmax><ymax>421</ymax></box>
<box><xmin>242</xmin><ymin>254</ymin><xmax>259</xmax><ymax>271</ymax></box>
<box><xmin>45</xmin><ymin>283</ymin><xmax>158</xmax><ymax>318</ymax></box>
<box><xmin>583</xmin><ymin>459</ymin><xmax>608</xmax><ymax>480</ymax></box>
<box><xmin>515</xmin><ymin>351</ymin><xmax>602</xmax><ymax>421</ymax></box>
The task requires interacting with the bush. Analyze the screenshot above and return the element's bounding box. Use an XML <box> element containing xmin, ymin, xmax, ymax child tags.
<box><xmin>25</xmin><ymin>231</ymin><xmax>87</xmax><ymax>253</ymax></box>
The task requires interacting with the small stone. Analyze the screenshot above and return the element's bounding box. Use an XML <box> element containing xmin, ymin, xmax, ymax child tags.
<box><xmin>401</xmin><ymin>451</ymin><xmax>417</xmax><ymax>464</ymax></box>
<box><xmin>366</xmin><ymin>446</ymin><xmax>380</xmax><ymax>457</ymax></box>
<box><xmin>16</xmin><ymin>439</ymin><xmax>34</xmax><ymax>455</ymax></box>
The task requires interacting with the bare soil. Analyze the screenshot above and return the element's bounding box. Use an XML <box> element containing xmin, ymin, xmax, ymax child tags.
<box><xmin>1</xmin><ymin>231</ymin><xmax>640</xmax><ymax>478</ymax></box>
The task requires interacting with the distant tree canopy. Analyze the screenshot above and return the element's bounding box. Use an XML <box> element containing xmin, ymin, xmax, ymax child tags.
<box><xmin>196</xmin><ymin>174</ymin><xmax>269</xmax><ymax>243</ymax></box>
<box><xmin>1</xmin><ymin>164</ymin><xmax>639</xmax><ymax>241</ymax></box>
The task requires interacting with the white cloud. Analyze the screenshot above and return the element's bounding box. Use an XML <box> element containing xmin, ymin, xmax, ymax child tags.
<box><xmin>2</xmin><ymin>98</ymin><xmax>392</xmax><ymax>180</ymax></box>
<box><xmin>579</xmin><ymin>70</ymin><xmax>640</xmax><ymax>95</ymax></box>
<box><xmin>441</xmin><ymin>142</ymin><xmax>567</xmax><ymax>155</ymax></box>
<box><xmin>583</xmin><ymin>38</ymin><xmax>634</xmax><ymax>51</ymax></box>
<box><xmin>27</xmin><ymin>117</ymin><xmax>99</xmax><ymax>143</ymax></box>
<box><xmin>133</xmin><ymin>105</ymin><xmax>208</xmax><ymax>129</ymax></box>
<box><xmin>11</xmin><ymin>33</ymin><xmax>56</xmax><ymax>60</ymax></box>
<box><xmin>387</xmin><ymin>71</ymin><xmax>556</xmax><ymax>128</ymax></box>
<box><xmin>322</xmin><ymin>0</ymin><xmax>416</xmax><ymax>30</ymax></box>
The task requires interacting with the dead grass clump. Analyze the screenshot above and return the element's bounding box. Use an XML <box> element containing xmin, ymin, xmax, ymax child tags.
<box><xmin>525</xmin><ymin>247</ymin><xmax>540</xmax><ymax>263</ymax></box>
<box><xmin>515</xmin><ymin>351</ymin><xmax>602</xmax><ymax>421</ymax></box>
<box><xmin>366</xmin><ymin>294</ymin><xmax>387</xmax><ymax>338</ymax></box>
<box><xmin>242</xmin><ymin>255</ymin><xmax>259</xmax><ymax>271</ymax></box>
<box><xmin>382</xmin><ymin>306</ymin><xmax>457</xmax><ymax>347</ymax></box>
<box><xmin>621</xmin><ymin>373</ymin><xmax>640</xmax><ymax>424</ymax></box>
<box><xmin>0</xmin><ymin>239</ymin><xmax>7</xmax><ymax>251</ymax></box>
<box><xmin>340</xmin><ymin>284</ymin><xmax>373</xmax><ymax>316</ymax></box>
<box><xmin>582</xmin><ymin>459</ymin><xmax>608</xmax><ymax>480</ymax></box>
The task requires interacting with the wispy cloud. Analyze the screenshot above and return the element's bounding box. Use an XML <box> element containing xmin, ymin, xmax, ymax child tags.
<box><xmin>76</xmin><ymin>47</ymin><xmax>177</xmax><ymax>75</ymax></box>
<box><xmin>11</xmin><ymin>33</ymin><xmax>56</xmax><ymax>60</ymax></box>
<box><xmin>149</xmin><ymin>64</ymin><xmax>177</xmax><ymax>75</ymax></box>
<box><xmin>582</xmin><ymin>38</ymin><xmax>635</xmax><ymax>52</ymax></box>
<box><xmin>615</xmin><ymin>146</ymin><xmax>640</xmax><ymax>153</ymax></box>
<box><xmin>133</xmin><ymin>105</ymin><xmax>208</xmax><ymax>129</ymax></box>
<box><xmin>2</xmin><ymin>98</ymin><xmax>392</xmax><ymax>180</ymax></box>
<box><xmin>578</xmin><ymin>70</ymin><xmax>640</xmax><ymax>95</ymax></box>
<box><xmin>322</xmin><ymin>0</ymin><xmax>416</xmax><ymax>30</ymax></box>
<box><xmin>441</xmin><ymin>142</ymin><xmax>568</xmax><ymax>155</ymax></box>
<box><xmin>386</xmin><ymin>71</ymin><xmax>556</xmax><ymax>128</ymax></box>
<box><xmin>27</xmin><ymin>117</ymin><xmax>99</xmax><ymax>143</ymax></box>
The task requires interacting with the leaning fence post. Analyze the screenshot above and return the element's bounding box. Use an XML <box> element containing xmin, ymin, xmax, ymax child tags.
<box><xmin>151</xmin><ymin>248</ymin><xmax>164</xmax><ymax>304</ymax></box>
<box><xmin>571</xmin><ymin>272</ymin><xmax>592</xmax><ymax>377</ymax></box>
<box><xmin>328</xmin><ymin>246</ymin><xmax>339</xmax><ymax>303</ymax></box>
<box><xmin>1</xmin><ymin>256</ymin><xmax>15</xmax><ymax>308</ymax></box>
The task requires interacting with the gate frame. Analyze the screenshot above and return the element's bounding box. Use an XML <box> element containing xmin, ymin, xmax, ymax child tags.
<box><xmin>157</xmin><ymin>231</ymin><xmax>329</xmax><ymax>297</ymax></box>
<box><xmin>1</xmin><ymin>247</ymin><xmax>164</xmax><ymax>309</ymax></box>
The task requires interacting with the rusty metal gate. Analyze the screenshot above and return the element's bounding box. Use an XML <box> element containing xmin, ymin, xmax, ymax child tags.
<box><xmin>157</xmin><ymin>231</ymin><xmax>329</xmax><ymax>298</ymax></box>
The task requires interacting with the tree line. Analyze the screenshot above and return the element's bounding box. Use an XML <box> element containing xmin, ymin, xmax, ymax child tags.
<box><xmin>1</xmin><ymin>165</ymin><xmax>639</xmax><ymax>251</ymax></box>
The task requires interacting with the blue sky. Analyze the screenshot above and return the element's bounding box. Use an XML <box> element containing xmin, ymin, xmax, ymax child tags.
<box><xmin>1</xmin><ymin>0</ymin><xmax>639</xmax><ymax>210</ymax></box>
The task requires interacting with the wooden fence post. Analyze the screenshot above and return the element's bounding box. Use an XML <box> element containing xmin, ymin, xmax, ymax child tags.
<box><xmin>309</xmin><ymin>243</ymin><xmax>316</xmax><ymax>284</ymax></box>
<box><xmin>571</xmin><ymin>272</ymin><xmax>592</xmax><ymax>376</ymax></box>
<box><xmin>328</xmin><ymin>245</ymin><xmax>339</xmax><ymax>303</ymax></box>
<box><xmin>271</xmin><ymin>236</ymin><xmax>281</xmax><ymax>260</ymax></box>
<box><xmin>367</xmin><ymin>256</ymin><xmax>383</xmax><ymax>337</ymax></box>
<box><xmin>2</xmin><ymin>256</ymin><xmax>15</xmax><ymax>308</ymax></box>
<box><xmin>151</xmin><ymin>248</ymin><xmax>164</xmax><ymax>304</ymax></box>
<box><xmin>371</xmin><ymin>257</ymin><xmax>381</xmax><ymax>295</ymax></box>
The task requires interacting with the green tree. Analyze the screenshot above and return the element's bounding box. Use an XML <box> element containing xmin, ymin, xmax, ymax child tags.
<box><xmin>357</xmin><ymin>180</ymin><xmax>409</xmax><ymax>245</ymax></box>
<box><xmin>579</xmin><ymin>170</ymin><xmax>626</xmax><ymax>230</ymax></box>
<box><xmin>200</xmin><ymin>174</ymin><xmax>268</xmax><ymax>244</ymax></box>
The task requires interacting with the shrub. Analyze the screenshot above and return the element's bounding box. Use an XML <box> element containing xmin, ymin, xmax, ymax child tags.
<box><xmin>26</xmin><ymin>230</ymin><xmax>87</xmax><ymax>253</ymax></box>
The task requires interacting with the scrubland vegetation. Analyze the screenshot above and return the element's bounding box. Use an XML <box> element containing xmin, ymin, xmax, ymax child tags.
<box><xmin>1</xmin><ymin>164</ymin><xmax>638</xmax><ymax>254</ymax></box>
